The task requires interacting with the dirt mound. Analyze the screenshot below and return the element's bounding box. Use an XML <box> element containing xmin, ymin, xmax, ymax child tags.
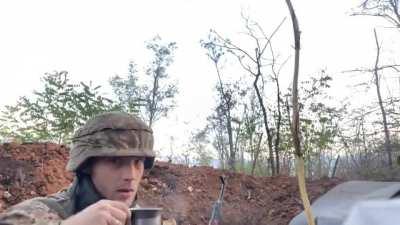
<box><xmin>0</xmin><ymin>143</ymin><xmax>73</xmax><ymax>211</ymax></box>
<box><xmin>140</xmin><ymin>163</ymin><xmax>340</xmax><ymax>225</ymax></box>
<box><xmin>0</xmin><ymin>143</ymin><xmax>341</xmax><ymax>225</ymax></box>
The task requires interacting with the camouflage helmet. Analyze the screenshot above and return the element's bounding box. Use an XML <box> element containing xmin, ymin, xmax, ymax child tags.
<box><xmin>66</xmin><ymin>111</ymin><xmax>155</xmax><ymax>172</ymax></box>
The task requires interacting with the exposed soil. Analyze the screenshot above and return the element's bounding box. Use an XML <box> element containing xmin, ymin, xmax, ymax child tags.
<box><xmin>0</xmin><ymin>143</ymin><xmax>342</xmax><ymax>225</ymax></box>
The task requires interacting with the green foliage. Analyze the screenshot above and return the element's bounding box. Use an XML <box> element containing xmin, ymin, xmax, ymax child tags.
<box><xmin>109</xmin><ymin>62</ymin><xmax>142</xmax><ymax>113</ymax></box>
<box><xmin>0</xmin><ymin>104</ymin><xmax>29</xmax><ymax>142</ymax></box>
<box><xmin>296</xmin><ymin>72</ymin><xmax>346</xmax><ymax>177</ymax></box>
<box><xmin>200</xmin><ymin>32</ymin><xmax>225</xmax><ymax>64</ymax></box>
<box><xmin>143</xmin><ymin>36</ymin><xmax>178</xmax><ymax>127</ymax></box>
<box><xmin>0</xmin><ymin>71</ymin><xmax>114</xmax><ymax>143</ymax></box>
<box><xmin>191</xmin><ymin>129</ymin><xmax>214</xmax><ymax>166</ymax></box>
<box><xmin>109</xmin><ymin>36</ymin><xmax>178</xmax><ymax>128</ymax></box>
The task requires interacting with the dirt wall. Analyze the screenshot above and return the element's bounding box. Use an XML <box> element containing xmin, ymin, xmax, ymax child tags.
<box><xmin>0</xmin><ymin>143</ymin><xmax>341</xmax><ymax>225</ymax></box>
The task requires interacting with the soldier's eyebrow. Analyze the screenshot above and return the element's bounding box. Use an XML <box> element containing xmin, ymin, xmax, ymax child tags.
<box><xmin>132</xmin><ymin>156</ymin><xmax>146</xmax><ymax>161</ymax></box>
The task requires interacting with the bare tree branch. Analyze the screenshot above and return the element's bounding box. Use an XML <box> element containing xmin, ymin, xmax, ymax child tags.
<box><xmin>352</xmin><ymin>0</ymin><xmax>400</xmax><ymax>28</ymax></box>
<box><xmin>373</xmin><ymin>28</ymin><xmax>393</xmax><ymax>168</ymax></box>
<box><xmin>211</xmin><ymin>30</ymin><xmax>258</xmax><ymax>64</ymax></box>
<box><xmin>342</xmin><ymin>64</ymin><xmax>400</xmax><ymax>73</ymax></box>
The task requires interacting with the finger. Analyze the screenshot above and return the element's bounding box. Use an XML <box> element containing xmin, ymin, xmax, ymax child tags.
<box><xmin>97</xmin><ymin>200</ymin><xmax>129</xmax><ymax>224</ymax></box>
<box><xmin>98</xmin><ymin>200</ymin><xmax>130</xmax><ymax>218</ymax></box>
<box><xmin>108</xmin><ymin>200</ymin><xmax>130</xmax><ymax>215</ymax></box>
<box><xmin>106</xmin><ymin>204</ymin><xmax>128</xmax><ymax>222</ymax></box>
<box><xmin>106</xmin><ymin>215</ymin><xmax>123</xmax><ymax>225</ymax></box>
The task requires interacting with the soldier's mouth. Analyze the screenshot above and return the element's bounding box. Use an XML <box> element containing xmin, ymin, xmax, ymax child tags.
<box><xmin>117</xmin><ymin>188</ymin><xmax>134</xmax><ymax>193</ymax></box>
<box><xmin>116</xmin><ymin>189</ymin><xmax>134</xmax><ymax>199</ymax></box>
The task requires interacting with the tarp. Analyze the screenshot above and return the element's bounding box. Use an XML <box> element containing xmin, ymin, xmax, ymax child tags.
<box><xmin>343</xmin><ymin>198</ymin><xmax>400</xmax><ymax>225</ymax></box>
<box><xmin>289</xmin><ymin>181</ymin><xmax>400</xmax><ymax>225</ymax></box>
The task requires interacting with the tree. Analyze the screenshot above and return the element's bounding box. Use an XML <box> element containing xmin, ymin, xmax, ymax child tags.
<box><xmin>207</xmin><ymin>111</ymin><xmax>228</xmax><ymax>169</ymax></box>
<box><xmin>294</xmin><ymin>73</ymin><xmax>345</xmax><ymax>178</ymax></box>
<box><xmin>372</xmin><ymin>29</ymin><xmax>394</xmax><ymax>168</ymax></box>
<box><xmin>109</xmin><ymin>36</ymin><xmax>178</xmax><ymax>128</ymax></box>
<box><xmin>241</xmin><ymin>93</ymin><xmax>264</xmax><ymax>175</ymax></box>
<box><xmin>0</xmin><ymin>104</ymin><xmax>30</xmax><ymax>142</ymax></box>
<box><xmin>352</xmin><ymin>0</ymin><xmax>400</xmax><ymax>28</ymax></box>
<box><xmin>349</xmin><ymin>0</ymin><xmax>400</xmax><ymax>173</ymax></box>
<box><xmin>343</xmin><ymin>33</ymin><xmax>400</xmax><ymax>169</ymax></box>
<box><xmin>205</xmin><ymin>81</ymin><xmax>245</xmax><ymax>171</ymax></box>
<box><xmin>109</xmin><ymin>62</ymin><xmax>142</xmax><ymax>113</ymax></box>
<box><xmin>0</xmin><ymin>71</ymin><xmax>114</xmax><ymax>143</ymax></box>
<box><xmin>201</xmin><ymin>35</ymin><xmax>238</xmax><ymax>171</ymax></box>
<box><xmin>285</xmin><ymin>0</ymin><xmax>315</xmax><ymax>224</ymax></box>
<box><xmin>269</xmin><ymin>38</ymin><xmax>289</xmax><ymax>175</ymax></box>
<box><xmin>142</xmin><ymin>36</ymin><xmax>178</xmax><ymax>128</ymax></box>
<box><xmin>203</xmin><ymin>15</ymin><xmax>286</xmax><ymax>175</ymax></box>
<box><xmin>189</xmin><ymin>128</ymin><xmax>213</xmax><ymax>166</ymax></box>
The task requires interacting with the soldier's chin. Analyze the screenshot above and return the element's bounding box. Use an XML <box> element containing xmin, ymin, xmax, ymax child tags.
<box><xmin>115</xmin><ymin>191</ymin><xmax>135</xmax><ymax>204</ymax></box>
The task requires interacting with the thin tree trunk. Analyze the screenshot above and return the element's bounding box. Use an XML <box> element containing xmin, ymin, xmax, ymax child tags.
<box><xmin>226</xmin><ymin>115</ymin><xmax>235</xmax><ymax>171</ymax></box>
<box><xmin>285</xmin><ymin>97</ymin><xmax>292</xmax><ymax>125</ymax></box>
<box><xmin>251</xmin><ymin>133</ymin><xmax>263</xmax><ymax>175</ymax></box>
<box><xmin>213</xmin><ymin>127</ymin><xmax>226</xmax><ymax>169</ymax></box>
<box><xmin>240</xmin><ymin>146</ymin><xmax>244</xmax><ymax>172</ymax></box>
<box><xmin>285</xmin><ymin>0</ymin><xmax>315</xmax><ymax>225</ymax></box>
<box><xmin>317</xmin><ymin>151</ymin><xmax>322</xmax><ymax>178</ymax></box>
<box><xmin>149</xmin><ymin>68</ymin><xmax>160</xmax><ymax>128</ymax></box>
<box><xmin>270</xmin><ymin>42</ymin><xmax>283</xmax><ymax>175</ymax></box>
<box><xmin>234</xmin><ymin>121</ymin><xmax>242</xmax><ymax>160</ymax></box>
<box><xmin>307</xmin><ymin>146</ymin><xmax>312</xmax><ymax>179</ymax></box>
<box><xmin>253</xmin><ymin>70</ymin><xmax>275</xmax><ymax>175</ymax></box>
<box><xmin>274</xmin><ymin>76</ymin><xmax>282</xmax><ymax>175</ymax></box>
<box><xmin>331</xmin><ymin>155</ymin><xmax>340</xmax><ymax>178</ymax></box>
<box><xmin>373</xmin><ymin>29</ymin><xmax>393</xmax><ymax>168</ymax></box>
<box><xmin>361</xmin><ymin>117</ymin><xmax>369</xmax><ymax>167</ymax></box>
<box><xmin>213</xmin><ymin>62</ymin><xmax>236</xmax><ymax>171</ymax></box>
<box><xmin>285</xmin><ymin>97</ymin><xmax>293</xmax><ymax>175</ymax></box>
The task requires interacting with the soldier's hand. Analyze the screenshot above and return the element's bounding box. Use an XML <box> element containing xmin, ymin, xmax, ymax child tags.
<box><xmin>61</xmin><ymin>200</ymin><xmax>130</xmax><ymax>225</ymax></box>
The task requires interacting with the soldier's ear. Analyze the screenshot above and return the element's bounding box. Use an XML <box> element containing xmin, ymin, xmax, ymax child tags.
<box><xmin>77</xmin><ymin>158</ymin><xmax>95</xmax><ymax>175</ymax></box>
<box><xmin>143</xmin><ymin>168</ymin><xmax>151</xmax><ymax>177</ymax></box>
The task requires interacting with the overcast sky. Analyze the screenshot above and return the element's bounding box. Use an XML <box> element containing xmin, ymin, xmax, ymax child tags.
<box><xmin>0</xmin><ymin>0</ymin><xmax>398</xmax><ymax>155</ymax></box>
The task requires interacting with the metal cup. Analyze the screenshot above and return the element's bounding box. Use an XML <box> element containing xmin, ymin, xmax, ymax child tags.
<box><xmin>131</xmin><ymin>207</ymin><xmax>162</xmax><ymax>225</ymax></box>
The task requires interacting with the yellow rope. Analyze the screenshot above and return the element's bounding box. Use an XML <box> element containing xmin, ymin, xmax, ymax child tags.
<box><xmin>296</xmin><ymin>155</ymin><xmax>315</xmax><ymax>225</ymax></box>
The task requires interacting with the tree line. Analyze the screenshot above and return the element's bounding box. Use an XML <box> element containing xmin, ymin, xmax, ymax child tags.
<box><xmin>0</xmin><ymin>36</ymin><xmax>178</xmax><ymax>144</ymax></box>
<box><xmin>186</xmin><ymin>0</ymin><xmax>400</xmax><ymax>180</ymax></box>
<box><xmin>1</xmin><ymin>0</ymin><xmax>399</xmax><ymax>180</ymax></box>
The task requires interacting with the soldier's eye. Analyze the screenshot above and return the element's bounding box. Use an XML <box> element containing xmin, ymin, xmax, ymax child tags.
<box><xmin>112</xmin><ymin>158</ymin><xmax>121</xmax><ymax>164</ymax></box>
<box><xmin>133</xmin><ymin>158</ymin><xmax>145</xmax><ymax>166</ymax></box>
<box><xmin>105</xmin><ymin>157</ymin><xmax>121</xmax><ymax>165</ymax></box>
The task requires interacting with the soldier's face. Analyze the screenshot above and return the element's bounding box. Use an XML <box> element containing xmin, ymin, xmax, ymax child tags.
<box><xmin>91</xmin><ymin>156</ymin><xmax>145</xmax><ymax>206</ymax></box>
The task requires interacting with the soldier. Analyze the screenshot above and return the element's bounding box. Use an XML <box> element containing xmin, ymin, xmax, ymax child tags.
<box><xmin>0</xmin><ymin>111</ymin><xmax>170</xmax><ymax>225</ymax></box>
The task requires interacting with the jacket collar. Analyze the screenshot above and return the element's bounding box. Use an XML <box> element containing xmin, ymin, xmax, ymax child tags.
<box><xmin>72</xmin><ymin>173</ymin><xmax>138</xmax><ymax>213</ymax></box>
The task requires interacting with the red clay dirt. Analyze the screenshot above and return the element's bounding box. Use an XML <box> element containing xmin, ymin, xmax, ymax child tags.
<box><xmin>0</xmin><ymin>143</ymin><xmax>341</xmax><ymax>225</ymax></box>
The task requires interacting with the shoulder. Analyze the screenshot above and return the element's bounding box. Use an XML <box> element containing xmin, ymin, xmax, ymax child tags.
<box><xmin>0</xmin><ymin>189</ymin><xmax>74</xmax><ymax>225</ymax></box>
<box><xmin>37</xmin><ymin>188</ymin><xmax>75</xmax><ymax>218</ymax></box>
<box><xmin>0</xmin><ymin>197</ymin><xmax>62</xmax><ymax>225</ymax></box>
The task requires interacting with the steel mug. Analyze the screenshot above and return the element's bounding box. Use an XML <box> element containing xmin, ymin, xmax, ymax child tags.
<box><xmin>131</xmin><ymin>207</ymin><xmax>162</xmax><ymax>225</ymax></box>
